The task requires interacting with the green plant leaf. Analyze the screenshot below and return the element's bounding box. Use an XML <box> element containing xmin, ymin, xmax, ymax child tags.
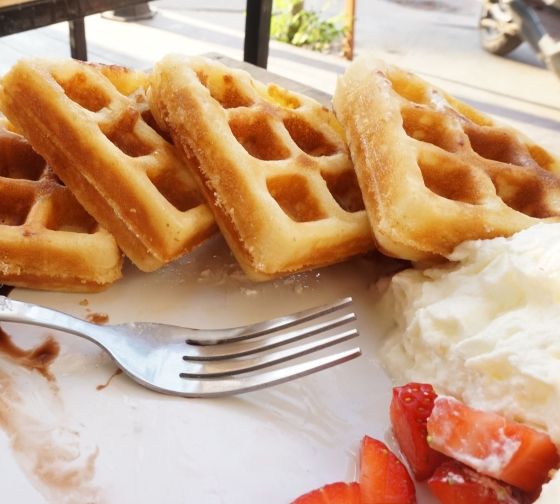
<box><xmin>270</xmin><ymin>0</ymin><xmax>346</xmax><ymax>53</ymax></box>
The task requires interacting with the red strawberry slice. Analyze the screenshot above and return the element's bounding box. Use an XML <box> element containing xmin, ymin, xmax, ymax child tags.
<box><xmin>359</xmin><ymin>435</ymin><xmax>416</xmax><ymax>504</ymax></box>
<box><xmin>428</xmin><ymin>460</ymin><xmax>526</xmax><ymax>504</ymax></box>
<box><xmin>390</xmin><ymin>382</ymin><xmax>448</xmax><ymax>480</ymax></box>
<box><xmin>427</xmin><ymin>396</ymin><xmax>559</xmax><ymax>493</ymax></box>
<box><xmin>292</xmin><ymin>482</ymin><xmax>360</xmax><ymax>503</ymax></box>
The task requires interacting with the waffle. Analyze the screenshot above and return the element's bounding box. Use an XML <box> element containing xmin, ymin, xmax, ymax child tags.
<box><xmin>0</xmin><ymin>118</ymin><xmax>122</xmax><ymax>291</ymax></box>
<box><xmin>333</xmin><ymin>57</ymin><xmax>560</xmax><ymax>262</ymax></box>
<box><xmin>149</xmin><ymin>55</ymin><xmax>374</xmax><ymax>280</ymax></box>
<box><xmin>0</xmin><ymin>59</ymin><xmax>217</xmax><ymax>272</ymax></box>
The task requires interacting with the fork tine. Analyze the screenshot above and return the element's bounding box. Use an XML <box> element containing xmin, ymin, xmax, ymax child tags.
<box><xmin>185</xmin><ymin>296</ymin><xmax>353</xmax><ymax>345</ymax></box>
<box><xmin>167</xmin><ymin>347</ymin><xmax>362</xmax><ymax>398</ymax></box>
<box><xmin>180</xmin><ymin>328</ymin><xmax>359</xmax><ymax>377</ymax></box>
<box><xmin>183</xmin><ymin>312</ymin><xmax>356</xmax><ymax>361</ymax></box>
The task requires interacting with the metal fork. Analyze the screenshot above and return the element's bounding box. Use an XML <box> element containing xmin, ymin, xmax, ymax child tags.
<box><xmin>0</xmin><ymin>295</ymin><xmax>361</xmax><ymax>397</ymax></box>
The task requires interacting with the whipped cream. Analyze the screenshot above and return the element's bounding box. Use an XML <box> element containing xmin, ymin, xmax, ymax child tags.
<box><xmin>379</xmin><ymin>222</ymin><xmax>560</xmax><ymax>452</ymax></box>
<box><xmin>537</xmin><ymin>470</ymin><xmax>560</xmax><ymax>503</ymax></box>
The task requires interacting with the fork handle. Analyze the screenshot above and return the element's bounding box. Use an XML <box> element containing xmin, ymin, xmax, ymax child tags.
<box><xmin>0</xmin><ymin>295</ymin><xmax>106</xmax><ymax>345</ymax></box>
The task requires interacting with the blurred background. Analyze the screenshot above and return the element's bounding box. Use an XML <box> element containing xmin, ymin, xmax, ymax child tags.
<box><xmin>1</xmin><ymin>0</ymin><xmax>558</xmax><ymax>150</ymax></box>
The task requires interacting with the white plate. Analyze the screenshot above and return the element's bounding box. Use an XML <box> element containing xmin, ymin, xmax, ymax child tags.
<box><xmin>0</xmin><ymin>235</ymin><xmax>435</xmax><ymax>503</ymax></box>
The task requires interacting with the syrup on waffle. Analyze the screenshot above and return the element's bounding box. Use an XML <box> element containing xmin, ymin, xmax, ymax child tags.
<box><xmin>0</xmin><ymin>119</ymin><xmax>122</xmax><ymax>292</ymax></box>
<box><xmin>149</xmin><ymin>55</ymin><xmax>374</xmax><ymax>280</ymax></box>
<box><xmin>0</xmin><ymin>59</ymin><xmax>217</xmax><ymax>272</ymax></box>
<box><xmin>333</xmin><ymin>57</ymin><xmax>560</xmax><ymax>262</ymax></box>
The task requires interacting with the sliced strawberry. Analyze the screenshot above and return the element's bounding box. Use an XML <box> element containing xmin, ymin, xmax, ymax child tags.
<box><xmin>292</xmin><ymin>482</ymin><xmax>360</xmax><ymax>503</ymax></box>
<box><xmin>359</xmin><ymin>435</ymin><xmax>416</xmax><ymax>504</ymax></box>
<box><xmin>427</xmin><ymin>396</ymin><xmax>559</xmax><ymax>493</ymax></box>
<box><xmin>390</xmin><ymin>382</ymin><xmax>448</xmax><ymax>480</ymax></box>
<box><xmin>428</xmin><ymin>460</ymin><xmax>526</xmax><ymax>504</ymax></box>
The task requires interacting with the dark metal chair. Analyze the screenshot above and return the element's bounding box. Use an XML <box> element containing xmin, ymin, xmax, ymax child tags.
<box><xmin>244</xmin><ymin>0</ymin><xmax>273</xmax><ymax>68</ymax></box>
<box><xmin>0</xmin><ymin>0</ymin><xmax>273</xmax><ymax>67</ymax></box>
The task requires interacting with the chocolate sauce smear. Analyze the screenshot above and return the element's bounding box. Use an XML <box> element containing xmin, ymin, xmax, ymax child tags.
<box><xmin>0</xmin><ymin>326</ymin><xmax>60</xmax><ymax>381</ymax></box>
<box><xmin>86</xmin><ymin>312</ymin><xmax>109</xmax><ymax>325</ymax></box>
<box><xmin>96</xmin><ymin>368</ymin><xmax>123</xmax><ymax>391</ymax></box>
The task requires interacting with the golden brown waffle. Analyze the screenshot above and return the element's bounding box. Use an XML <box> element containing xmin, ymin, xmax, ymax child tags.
<box><xmin>0</xmin><ymin>118</ymin><xmax>122</xmax><ymax>292</ymax></box>
<box><xmin>333</xmin><ymin>57</ymin><xmax>560</xmax><ymax>262</ymax></box>
<box><xmin>0</xmin><ymin>59</ymin><xmax>216</xmax><ymax>272</ymax></box>
<box><xmin>149</xmin><ymin>55</ymin><xmax>373</xmax><ymax>280</ymax></box>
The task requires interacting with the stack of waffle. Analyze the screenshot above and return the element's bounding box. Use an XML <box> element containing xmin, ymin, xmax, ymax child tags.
<box><xmin>1</xmin><ymin>55</ymin><xmax>558</xmax><ymax>292</ymax></box>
